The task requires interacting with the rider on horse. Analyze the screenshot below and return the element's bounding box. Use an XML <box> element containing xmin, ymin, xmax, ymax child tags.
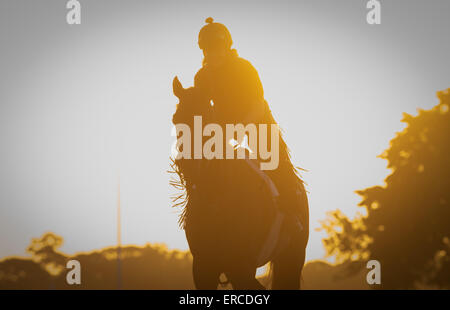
<box><xmin>193</xmin><ymin>17</ymin><xmax>306</xmax><ymax>240</ymax></box>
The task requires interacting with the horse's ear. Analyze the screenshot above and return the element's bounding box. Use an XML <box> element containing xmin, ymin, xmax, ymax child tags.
<box><xmin>173</xmin><ymin>76</ymin><xmax>185</xmax><ymax>98</ymax></box>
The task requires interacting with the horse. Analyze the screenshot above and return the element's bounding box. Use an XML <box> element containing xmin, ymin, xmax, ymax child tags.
<box><xmin>170</xmin><ymin>76</ymin><xmax>309</xmax><ymax>289</ymax></box>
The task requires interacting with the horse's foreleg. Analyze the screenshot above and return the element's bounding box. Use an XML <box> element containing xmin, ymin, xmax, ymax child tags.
<box><xmin>192</xmin><ymin>255</ymin><xmax>221</xmax><ymax>289</ymax></box>
<box><xmin>271</xmin><ymin>236</ymin><xmax>306</xmax><ymax>290</ymax></box>
<box><xmin>226</xmin><ymin>266</ymin><xmax>266</xmax><ymax>290</ymax></box>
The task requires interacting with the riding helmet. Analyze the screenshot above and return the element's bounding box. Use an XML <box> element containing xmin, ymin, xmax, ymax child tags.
<box><xmin>198</xmin><ymin>17</ymin><xmax>233</xmax><ymax>50</ymax></box>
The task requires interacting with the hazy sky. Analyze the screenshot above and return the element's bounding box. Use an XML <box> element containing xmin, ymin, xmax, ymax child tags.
<box><xmin>0</xmin><ymin>0</ymin><xmax>449</xmax><ymax>262</ymax></box>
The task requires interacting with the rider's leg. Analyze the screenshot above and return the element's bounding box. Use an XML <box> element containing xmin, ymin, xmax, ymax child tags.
<box><xmin>265</xmin><ymin>161</ymin><xmax>304</xmax><ymax>238</ymax></box>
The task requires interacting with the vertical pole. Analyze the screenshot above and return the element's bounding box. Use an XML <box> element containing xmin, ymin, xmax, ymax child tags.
<box><xmin>117</xmin><ymin>177</ymin><xmax>122</xmax><ymax>290</ymax></box>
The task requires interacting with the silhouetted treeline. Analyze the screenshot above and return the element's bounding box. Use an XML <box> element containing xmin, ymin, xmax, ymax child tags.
<box><xmin>320</xmin><ymin>89</ymin><xmax>450</xmax><ymax>289</ymax></box>
<box><xmin>1</xmin><ymin>232</ymin><xmax>194</xmax><ymax>289</ymax></box>
<box><xmin>0</xmin><ymin>232</ymin><xmax>369</xmax><ymax>289</ymax></box>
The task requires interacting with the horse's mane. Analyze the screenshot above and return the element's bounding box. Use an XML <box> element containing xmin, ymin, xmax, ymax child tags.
<box><xmin>168</xmin><ymin>157</ymin><xmax>190</xmax><ymax>229</ymax></box>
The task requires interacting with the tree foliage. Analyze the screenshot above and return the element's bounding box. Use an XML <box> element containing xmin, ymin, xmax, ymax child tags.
<box><xmin>320</xmin><ymin>89</ymin><xmax>450</xmax><ymax>289</ymax></box>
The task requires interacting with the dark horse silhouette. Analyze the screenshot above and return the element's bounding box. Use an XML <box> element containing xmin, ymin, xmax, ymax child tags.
<box><xmin>170</xmin><ymin>77</ymin><xmax>309</xmax><ymax>289</ymax></box>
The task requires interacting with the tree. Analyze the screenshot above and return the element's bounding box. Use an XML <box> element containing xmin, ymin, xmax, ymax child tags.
<box><xmin>320</xmin><ymin>89</ymin><xmax>450</xmax><ymax>289</ymax></box>
<box><xmin>26</xmin><ymin>232</ymin><xmax>67</xmax><ymax>276</ymax></box>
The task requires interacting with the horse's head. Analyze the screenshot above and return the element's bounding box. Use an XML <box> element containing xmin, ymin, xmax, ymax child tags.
<box><xmin>171</xmin><ymin>76</ymin><xmax>211</xmax><ymax>193</ymax></box>
<box><xmin>172</xmin><ymin>76</ymin><xmax>210</xmax><ymax>125</ymax></box>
